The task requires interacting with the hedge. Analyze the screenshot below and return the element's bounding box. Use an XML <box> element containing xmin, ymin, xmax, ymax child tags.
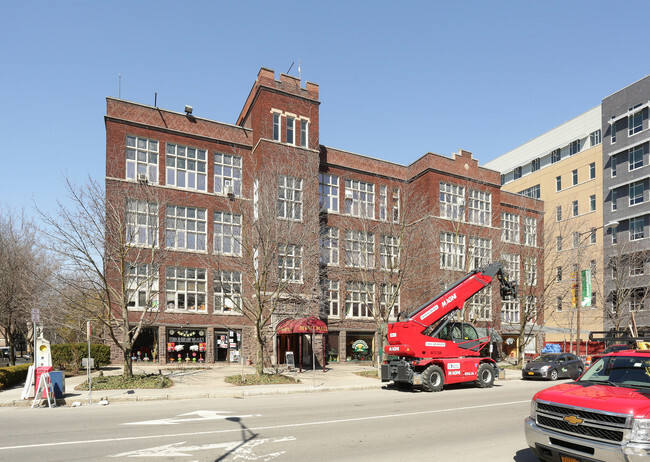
<box><xmin>51</xmin><ymin>344</ymin><xmax>111</xmax><ymax>373</ymax></box>
<box><xmin>0</xmin><ymin>364</ymin><xmax>31</xmax><ymax>390</ymax></box>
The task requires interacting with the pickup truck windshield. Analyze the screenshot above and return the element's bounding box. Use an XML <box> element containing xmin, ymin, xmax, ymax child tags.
<box><xmin>581</xmin><ymin>355</ymin><xmax>650</xmax><ymax>388</ymax></box>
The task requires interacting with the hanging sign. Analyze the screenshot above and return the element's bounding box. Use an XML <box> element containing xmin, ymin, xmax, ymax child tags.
<box><xmin>581</xmin><ymin>269</ymin><xmax>592</xmax><ymax>307</ymax></box>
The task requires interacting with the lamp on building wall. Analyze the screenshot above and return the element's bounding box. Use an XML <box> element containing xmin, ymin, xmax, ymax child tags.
<box><xmin>575</xmin><ymin>220</ymin><xmax>619</xmax><ymax>357</ymax></box>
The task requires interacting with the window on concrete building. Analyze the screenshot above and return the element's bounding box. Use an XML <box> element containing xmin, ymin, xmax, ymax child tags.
<box><xmin>556</xmin><ymin>266</ymin><xmax>562</xmax><ymax>282</ymax></box>
<box><xmin>612</xmin><ymin>190</ymin><xmax>618</xmax><ymax>211</ymax></box>
<box><xmin>630</xmin><ymin>217</ymin><xmax>645</xmax><ymax>241</ymax></box>
<box><xmin>278</xmin><ymin>175</ymin><xmax>303</xmax><ymax>220</ymax></box>
<box><xmin>631</xmin><ymin>288</ymin><xmax>646</xmax><ymax>311</ymax></box>
<box><xmin>629</xmin><ymin>145</ymin><xmax>644</xmax><ymax>170</ymax></box>
<box><xmin>165</xmin><ymin>266</ymin><xmax>207</xmax><ymax>311</ymax></box>
<box><xmin>440</xmin><ymin>232</ymin><xmax>465</xmax><ymax>271</ymax></box>
<box><xmin>572</xmin><ymin>200</ymin><xmax>579</xmax><ymax>217</ymax></box>
<box><xmin>518</xmin><ymin>185</ymin><xmax>540</xmax><ymax>199</ymax></box>
<box><xmin>590</xmin><ymin>228</ymin><xmax>596</xmax><ymax>245</ymax></box>
<box><xmin>468</xmin><ymin>289</ymin><xmax>492</xmax><ymax>321</ymax></box>
<box><xmin>126</xmin><ymin>199</ymin><xmax>158</xmax><ymax>247</ymax></box>
<box><xmin>556</xmin><ymin>175</ymin><xmax>562</xmax><ymax>191</ymax></box>
<box><xmin>300</xmin><ymin>119</ymin><xmax>308</xmax><ymax>148</ymax></box>
<box><xmin>468</xmin><ymin>189</ymin><xmax>491</xmax><ymax>225</ymax></box>
<box><xmin>278</xmin><ymin>244</ymin><xmax>302</xmax><ymax>282</ymax></box>
<box><xmin>344</xmin><ymin>179</ymin><xmax>375</xmax><ymax>218</ymax></box>
<box><xmin>629</xmin><ymin>105</ymin><xmax>644</xmax><ymax>136</ymax></box>
<box><xmin>501</xmin><ymin>212</ymin><xmax>520</xmax><ymax>243</ymax></box>
<box><xmin>345</xmin><ymin>230</ymin><xmax>375</xmax><ymax>269</ymax></box>
<box><xmin>380</xmin><ymin>235</ymin><xmax>400</xmax><ymax>270</ymax></box>
<box><xmin>556</xmin><ymin>296</ymin><xmax>563</xmax><ymax>312</ymax></box>
<box><xmin>165</xmin><ymin>143</ymin><xmax>207</xmax><ymax>191</ymax></box>
<box><xmin>213</xmin><ymin>211</ymin><xmax>242</xmax><ymax>256</ymax></box>
<box><xmin>213</xmin><ymin>270</ymin><xmax>242</xmax><ymax>313</ymax></box>
<box><xmin>569</xmin><ymin>140</ymin><xmax>580</xmax><ymax>156</ymax></box>
<box><xmin>320</xmin><ymin>227</ymin><xmax>339</xmax><ymax>266</ymax></box>
<box><xmin>440</xmin><ymin>182</ymin><xmax>465</xmax><ymax>221</ymax></box>
<box><xmin>572</xmin><ymin>169</ymin><xmax>578</xmax><ymax>185</ymax></box>
<box><xmin>514</xmin><ymin>166</ymin><xmax>522</xmax><ymax>179</ymax></box>
<box><xmin>573</xmin><ymin>231</ymin><xmax>580</xmax><ymax>248</ymax></box>
<box><xmin>612</xmin><ymin>121</ymin><xmax>618</xmax><ymax>143</ymax></box>
<box><xmin>345</xmin><ymin>281</ymin><xmax>374</xmax><ymax>318</ymax></box>
<box><xmin>590</xmin><ymin>129</ymin><xmax>602</xmax><ymax>146</ymax></box>
<box><xmin>531</xmin><ymin>158</ymin><xmax>540</xmax><ymax>172</ymax></box>
<box><xmin>551</xmin><ymin>149</ymin><xmax>561</xmax><ymax>163</ymax></box>
<box><xmin>214</xmin><ymin>153</ymin><xmax>242</xmax><ymax>197</ymax></box>
<box><xmin>590</xmin><ymin>162</ymin><xmax>596</xmax><ymax>179</ymax></box>
<box><xmin>630</xmin><ymin>258</ymin><xmax>644</xmax><ymax>277</ymax></box>
<box><xmin>630</xmin><ymin>181</ymin><xmax>644</xmax><ymax>206</ymax></box>
<box><xmin>557</xmin><ymin>236</ymin><xmax>563</xmax><ymax>251</ymax></box>
<box><xmin>556</xmin><ymin>206</ymin><xmax>562</xmax><ymax>222</ymax></box>
<box><xmin>468</xmin><ymin>236</ymin><xmax>491</xmax><ymax>270</ymax></box>
<box><xmin>318</xmin><ymin>173</ymin><xmax>339</xmax><ymax>213</ymax></box>
<box><xmin>165</xmin><ymin>205</ymin><xmax>207</xmax><ymax>252</ymax></box>
<box><xmin>126</xmin><ymin>135</ymin><xmax>158</xmax><ymax>183</ymax></box>
<box><xmin>612</xmin><ymin>155</ymin><xmax>617</xmax><ymax>177</ymax></box>
<box><xmin>590</xmin><ymin>195</ymin><xmax>596</xmax><ymax>212</ymax></box>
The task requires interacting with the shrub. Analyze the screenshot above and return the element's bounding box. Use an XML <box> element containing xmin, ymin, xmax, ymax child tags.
<box><xmin>51</xmin><ymin>344</ymin><xmax>111</xmax><ymax>373</ymax></box>
<box><xmin>0</xmin><ymin>364</ymin><xmax>31</xmax><ymax>390</ymax></box>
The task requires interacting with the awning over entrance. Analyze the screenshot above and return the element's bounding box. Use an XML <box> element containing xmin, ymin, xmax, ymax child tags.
<box><xmin>276</xmin><ymin>317</ymin><xmax>328</xmax><ymax>335</ymax></box>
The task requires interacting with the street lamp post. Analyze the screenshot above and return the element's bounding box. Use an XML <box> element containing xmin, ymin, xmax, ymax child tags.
<box><xmin>575</xmin><ymin>220</ymin><xmax>619</xmax><ymax>356</ymax></box>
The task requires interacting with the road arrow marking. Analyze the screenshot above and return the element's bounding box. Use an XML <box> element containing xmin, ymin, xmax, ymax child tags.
<box><xmin>109</xmin><ymin>436</ymin><xmax>296</xmax><ymax>458</ymax></box>
<box><xmin>124</xmin><ymin>410</ymin><xmax>260</xmax><ymax>426</ymax></box>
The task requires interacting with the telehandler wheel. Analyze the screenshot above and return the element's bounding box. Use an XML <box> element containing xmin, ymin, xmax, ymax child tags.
<box><xmin>476</xmin><ymin>363</ymin><xmax>495</xmax><ymax>388</ymax></box>
<box><xmin>422</xmin><ymin>365</ymin><xmax>444</xmax><ymax>392</ymax></box>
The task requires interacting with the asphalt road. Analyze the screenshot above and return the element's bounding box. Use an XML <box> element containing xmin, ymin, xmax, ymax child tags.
<box><xmin>0</xmin><ymin>378</ymin><xmax>553</xmax><ymax>461</ymax></box>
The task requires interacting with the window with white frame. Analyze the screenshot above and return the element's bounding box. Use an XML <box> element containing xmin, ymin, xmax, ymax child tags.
<box><xmin>573</xmin><ymin>231</ymin><xmax>580</xmax><ymax>248</ymax></box>
<box><xmin>318</xmin><ymin>173</ymin><xmax>339</xmax><ymax>213</ymax></box>
<box><xmin>556</xmin><ymin>296</ymin><xmax>563</xmax><ymax>312</ymax></box>
<box><xmin>556</xmin><ymin>206</ymin><xmax>562</xmax><ymax>222</ymax></box>
<box><xmin>557</xmin><ymin>236</ymin><xmax>563</xmax><ymax>251</ymax></box>
<box><xmin>501</xmin><ymin>298</ymin><xmax>520</xmax><ymax>323</ymax></box>
<box><xmin>278</xmin><ymin>175</ymin><xmax>303</xmax><ymax>220</ymax></box>
<box><xmin>569</xmin><ymin>140</ymin><xmax>580</xmax><ymax>155</ymax></box>
<box><xmin>272</xmin><ymin>112</ymin><xmax>280</xmax><ymax>141</ymax></box>
<box><xmin>551</xmin><ymin>149</ymin><xmax>561</xmax><ymax>163</ymax></box>
<box><xmin>379</xmin><ymin>284</ymin><xmax>399</xmax><ymax>319</ymax></box>
<box><xmin>525</xmin><ymin>296</ymin><xmax>538</xmax><ymax>322</ymax></box>
<box><xmin>213</xmin><ymin>211</ymin><xmax>242</xmax><ymax>256</ymax></box>
<box><xmin>126</xmin><ymin>135</ymin><xmax>158</xmax><ymax>183</ymax></box>
<box><xmin>629</xmin><ymin>107</ymin><xmax>644</xmax><ymax>136</ymax></box>
<box><xmin>525</xmin><ymin>257</ymin><xmax>537</xmax><ymax>286</ymax></box>
<box><xmin>468</xmin><ymin>289</ymin><xmax>492</xmax><ymax>321</ymax></box>
<box><xmin>502</xmin><ymin>253</ymin><xmax>520</xmax><ymax>283</ymax></box>
<box><xmin>590</xmin><ymin>129</ymin><xmax>601</xmax><ymax>146</ymax></box>
<box><xmin>590</xmin><ymin>228</ymin><xmax>596</xmax><ymax>245</ymax></box>
<box><xmin>379</xmin><ymin>186</ymin><xmax>388</xmax><ymax>221</ymax></box>
<box><xmin>556</xmin><ymin>175</ymin><xmax>562</xmax><ymax>191</ymax></box>
<box><xmin>523</xmin><ymin>217</ymin><xmax>537</xmax><ymax>247</ymax></box>
<box><xmin>556</xmin><ymin>266</ymin><xmax>562</xmax><ymax>282</ymax></box>
<box><xmin>300</xmin><ymin>119</ymin><xmax>308</xmax><ymax>148</ymax></box>
<box><xmin>345</xmin><ymin>282</ymin><xmax>374</xmax><ymax>318</ymax></box>
<box><xmin>319</xmin><ymin>227</ymin><xmax>339</xmax><ymax>265</ymax></box>
<box><xmin>323</xmin><ymin>279</ymin><xmax>339</xmax><ymax>317</ymax></box>
<box><xmin>127</xmin><ymin>264</ymin><xmax>159</xmax><ymax>310</ymax></box>
<box><xmin>126</xmin><ymin>199</ymin><xmax>158</xmax><ymax>246</ymax></box>
<box><xmin>380</xmin><ymin>235</ymin><xmax>400</xmax><ymax>270</ymax></box>
<box><xmin>572</xmin><ymin>169</ymin><xmax>578</xmax><ymax>185</ymax></box>
<box><xmin>165</xmin><ymin>266</ymin><xmax>206</xmax><ymax>311</ymax></box>
<box><xmin>501</xmin><ymin>212</ymin><xmax>520</xmax><ymax>243</ymax></box>
<box><xmin>345</xmin><ymin>230</ymin><xmax>374</xmax><ymax>268</ymax></box>
<box><xmin>165</xmin><ymin>206</ymin><xmax>207</xmax><ymax>252</ymax></box>
<box><xmin>630</xmin><ymin>217</ymin><xmax>645</xmax><ymax>240</ymax></box>
<box><xmin>392</xmin><ymin>189</ymin><xmax>400</xmax><ymax>222</ymax></box>
<box><xmin>165</xmin><ymin>143</ymin><xmax>207</xmax><ymax>191</ymax></box>
<box><xmin>612</xmin><ymin>189</ymin><xmax>618</xmax><ymax>211</ymax></box>
<box><xmin>531</xmin><ymin>158</ymin><xmax>540</xmax><ymax>172</ymax></box>
<box><xmin>468</xmin><ymin>189</ymin><xmax>491</xmax><ymax>225</ymax></box>
<box><xmin>440</xmin><ymin>232</ymin><xmax>465</xmax><ymax>271</ymax></box>
<box><xmin>344</xmin><ymin>179</ymin><xmax>375</xmax><ymax>218</ymax></box>
<box><xmin>214</xmin><ymin>153</ymin><xmax>242</xmax><ymax>196</ymax></box>
<box><xmin>278</xmin><ymin>244</ymin><xmax>302</xmax><ymax>282</ymax></box>
<box><xmin>612</xmin><ymin>155</ymin><xmax>618</xmax><ymax>177</ymax></box>
<box><xmin>213</xmin><ymin>270</ymin><xmax>241</xmax><ymax>314</ymax></box>
<box><xmin>612</xmin><ymin>122</ymin><xmax>618</xmax><ymax>144</ymax></box>
<box><xmin>630</xmin><ymin>145</ymin><xmax>644</xmax><ymax>170</ymax></box>
<box><xmin>440</xmin><ymin>182</ymin><xmax>465</xmax><ymax>220</ymax></box>
<box><xmin>572</xmin><ymin>200</ymin><xmax>579</xmax><ymax>216</ymax></box>
<box><xmin>590</xmin><ymin>195</ymin><xmax>596</xmax><ymax>212</ymax></box>
<box><xmin>630</xmin><ymin>258</ymin><xmax>644</xmax><ymax>276</ymax></box>
<box><xmin>286</xmin><ymin>115</ymin><xmax>295</xmax><ymax>145</ymax></box>
<box><xmin>631</xmin><ymin>288</ymin><xmax>646</xmax><ymax>311</ymax></box>
<box><xmin>590</xmin><ymin>162</ymin><xmax>596</xmax><ymax>179</ymax></box>
<box><xmin>630</xmin><ymin>181</ymin><xmax>644</xmax><ymax>206</ymax></box>
<box><xmin>468</xmin><ymin>237</ymin><xmax>491</xmax><ymax>270</ymax></box>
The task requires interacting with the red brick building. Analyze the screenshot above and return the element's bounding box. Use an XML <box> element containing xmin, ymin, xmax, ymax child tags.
<box><xmin>105</xmin><ymin>67</ymin><xmax>544</xmax><ymax>366</ymax></box>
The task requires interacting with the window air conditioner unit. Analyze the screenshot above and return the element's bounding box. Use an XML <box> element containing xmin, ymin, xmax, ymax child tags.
<box><xmin>225</xmin><ymin>184</ymin><xmax>235</xmax><ymax>197</ymax></box>
<box><xmin>137</xmin><ymin>173</ymin><xmax>148</xmax><ymax>183</ymax></box>
<box><xmin>345</xmin><ymin>190</ymin><xmax>354</xmax><ymax>200</ymax></box>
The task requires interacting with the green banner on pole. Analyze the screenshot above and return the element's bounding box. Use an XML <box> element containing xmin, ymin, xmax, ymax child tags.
<box><xmin>581</xmin><ymin>269</ymin><xmax>592</xmax><ymax>307</ymax></box>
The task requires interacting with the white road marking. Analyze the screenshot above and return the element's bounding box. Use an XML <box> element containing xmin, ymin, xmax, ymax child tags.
<box><xmin>124</xmin><ymin>410</ymin><xmax>261</xmax><ymax>426</ymax></box>
<box><xmin>0</xmin><ymin>400</ymin><xmax>529</xmax><ymax>451</ymax></box>
<box><xmin>110</xmin><ymin>436</ymin><xmax>296</xmax><ymax>459</ymax></box>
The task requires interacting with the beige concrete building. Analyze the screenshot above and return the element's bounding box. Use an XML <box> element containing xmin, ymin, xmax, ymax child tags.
<box><xmin>485</xmin><ymin>107</ymin><xmax>608</xmax><ymax>355</ymax></box>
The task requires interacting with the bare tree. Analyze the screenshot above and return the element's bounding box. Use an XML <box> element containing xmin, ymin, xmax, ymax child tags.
<box><xmin>203</xmin><ymin>151</ymin><xmax>321</xmax><ymax>375</ymax></box>
<box><xmin>37</xmin><ymin>177</ymin><xmax>168</xmax><ymax>377</ymax></box>
<box><xmin>0</xmin><ymin>208</ymin><xmax>54</xmax><ymax>365</ymax></box>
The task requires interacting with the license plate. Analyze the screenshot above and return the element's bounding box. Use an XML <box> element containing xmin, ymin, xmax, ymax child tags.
<box><xmin>528</xmin><ymin>372</ymin><xmax>534</xmax><ymax>375</ymax></box>
<box><xmin>561</xmin><ymin>455</ymin><xmax>581</xmax><ymax>462</ymax></box>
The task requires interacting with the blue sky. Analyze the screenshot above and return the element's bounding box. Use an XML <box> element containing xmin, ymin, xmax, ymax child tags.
<box><xmin>3</xmin><ymin>1</ymin><xmax>650</xmax><ymax>216</ymax></box>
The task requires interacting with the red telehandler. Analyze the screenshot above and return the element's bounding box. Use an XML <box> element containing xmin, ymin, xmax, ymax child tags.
<box><xmin>381</xmin><ymin>262</ymin><xmax>517</xmax><ymax>392</ymax></box>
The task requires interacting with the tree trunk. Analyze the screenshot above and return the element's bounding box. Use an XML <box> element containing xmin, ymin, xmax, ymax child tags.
<box><xmin>123</xmin><ymin>348</ymin><xmax>133</xmax><ymax>378</ymax></box>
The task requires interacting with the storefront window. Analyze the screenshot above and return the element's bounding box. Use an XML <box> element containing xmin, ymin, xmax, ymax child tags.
<box><xmin>132</xmin><ymin>328</ymin><xmax>158</xmax><ymax>362</ymax></box>
<box><xmin>346</xmin><ymin>334</ymin><xmax>374</xmax><ymax>362</ymax></box>
<box><xmin>215</xmin><ymin>330</ymin><xmax>242</xmax><ymax>363</ymax></box>
<box><xmin>326</xmin><ymin>332</ymin><xmax>339</xmax><ymax>362</ymax></box>
<box><xmin>167</xmin><ymin>328</ymin><xmax>206</xmax><ymax>363</ymax></box>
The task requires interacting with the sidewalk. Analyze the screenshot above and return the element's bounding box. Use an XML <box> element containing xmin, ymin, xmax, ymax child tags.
<box><xmin>0</xmin><ymin>362</ymin><xmax>522</xmax><ymax>407</ymax></box>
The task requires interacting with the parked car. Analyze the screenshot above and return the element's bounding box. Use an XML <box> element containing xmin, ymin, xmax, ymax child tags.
<box><xmin>588</xmin><ymin>343</ymin><xmax>633</xmax><ymax>365</ymax></box>
<box><xmin>522</xmin><ymin>352</ymin><xmax>584</xmax><ymax>380</ymax></box>
<box><xmin>0</xmin><ymin>347</ymin><xmax>10</xmax><ymax>367</ymax></box>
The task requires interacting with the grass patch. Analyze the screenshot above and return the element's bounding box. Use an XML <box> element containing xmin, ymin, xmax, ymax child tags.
<box><xmin>355</xmin><ymin>370</ymin><xmax>379</xmax><ymax>379</ymax></box>
<box><xmin>75</xmin><ymin>373</ymin><xmax>173</xmax><ymax>390</ymax></box>
<box><xmin>224</xmin><ymin>373</ymin><xmax>300</xmax><ymax>386</ymax></box>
